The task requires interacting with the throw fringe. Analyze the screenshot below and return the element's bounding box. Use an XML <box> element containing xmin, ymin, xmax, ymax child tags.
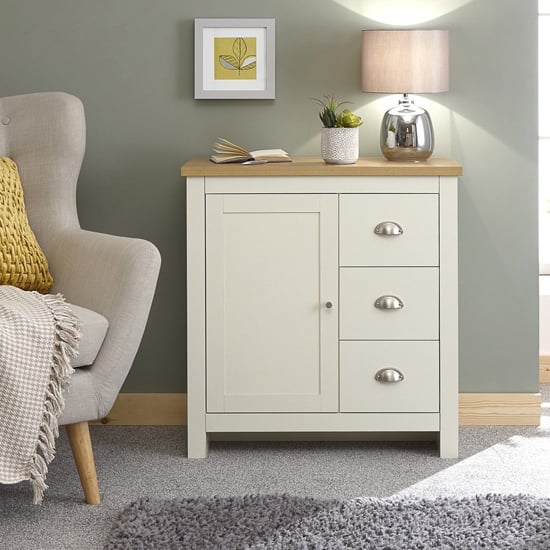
<box><xmin>29</xmin><ymin>292</ymin><xmax>81</xmax><ymax>504</ymax></box>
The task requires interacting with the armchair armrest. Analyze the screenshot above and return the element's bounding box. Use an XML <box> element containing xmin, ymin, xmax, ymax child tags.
<box><xmin>48</xmin><ymin>228</ymin><xmax>161</xmax><ymax>315</ymax></box>
<box><xmin>48</xmin><ymin>228</ymin><xmax>161</xmax><ymax>422</ymax></box>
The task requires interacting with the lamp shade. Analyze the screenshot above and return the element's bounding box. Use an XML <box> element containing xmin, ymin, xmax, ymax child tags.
<box><xmin>362</xmin><ymin>30</ymin><xmax>449</xmax><ymax>94</ymax></box>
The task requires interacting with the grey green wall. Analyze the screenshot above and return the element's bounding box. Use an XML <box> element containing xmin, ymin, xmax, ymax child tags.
<box><xmin>0</xmin><ymin>0</ymin><xmax>538</xmax><ymax>393</ymax></box>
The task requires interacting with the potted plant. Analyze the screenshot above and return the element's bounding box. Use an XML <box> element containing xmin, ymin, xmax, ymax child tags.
<box><xmin>313</xmin><ymin>94</ymin><xmax>363</xmax><ymax>164</ymax></box>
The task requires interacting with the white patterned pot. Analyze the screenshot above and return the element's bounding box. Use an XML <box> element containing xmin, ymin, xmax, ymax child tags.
<box><xmin>321</xmin><ymin>127</ymin><xmax>359</xmax><ymax>165</ymax></box>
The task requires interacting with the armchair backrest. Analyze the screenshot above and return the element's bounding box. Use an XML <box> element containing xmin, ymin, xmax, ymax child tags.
<box><xmin>0</xmin><ymin>92</ymin><xmax>85</xmax><ymax>255</ymax></box>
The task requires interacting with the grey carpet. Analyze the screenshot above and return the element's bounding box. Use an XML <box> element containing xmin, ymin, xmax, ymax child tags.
<box><xmin>1</xmin><ymin>385</ymin><xmax>548</xmax><ymax>550</ymax></box>
<box><xmin>105</xmin><ymin>493</ymin><xmax>550</xmax><ymax>549</ymax></box>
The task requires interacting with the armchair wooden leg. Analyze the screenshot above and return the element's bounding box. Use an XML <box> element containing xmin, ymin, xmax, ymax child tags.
<box><xmin>65</xmin><ymin>421</ymin><xmax>101</xmax><ymax>504</ymax></box>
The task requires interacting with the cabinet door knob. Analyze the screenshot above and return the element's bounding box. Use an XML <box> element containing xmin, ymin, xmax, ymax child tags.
<box><xmin>325</xmin><ymin>301</ymin><xmax>333</xmax><ymax>309</ymax></box>
<box><xmin>375</xmin><ymin>368</ymin><xmax>405</xmax><ymax>383</ymax></box>
<box><xmin>374</xmin><ymin>295</ymin><xmax>403</xmax><ymax>309</ymax></box>
<box><xmin>374</xmin><ymin>221</ymin><xmax>403</xmax><ymax>236</ymax></box>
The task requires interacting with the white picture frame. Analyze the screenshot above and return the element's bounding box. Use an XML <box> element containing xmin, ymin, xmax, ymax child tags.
<box><xmin>194</xmin><ymin>18</ymin><xmax>276</xmax><ymax>99</ymax></box>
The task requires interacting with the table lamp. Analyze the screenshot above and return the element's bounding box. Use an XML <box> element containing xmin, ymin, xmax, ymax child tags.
<box><xmin>361</xmin><ymin>30</ymin><xmax>449</xmax><ymax>161</ymax></box>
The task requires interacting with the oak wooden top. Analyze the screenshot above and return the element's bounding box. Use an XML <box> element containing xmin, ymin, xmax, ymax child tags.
<box><xmin>181</xmin><ymin>157</ymin><xmax>463</xmax><ymax>177</ymax></box>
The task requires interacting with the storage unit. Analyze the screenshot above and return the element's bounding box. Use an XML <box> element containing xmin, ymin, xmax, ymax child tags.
<box><xmin>182</xmin><ymin>157</ymin><xmax>462</xmax><ymax>459</ymax></box>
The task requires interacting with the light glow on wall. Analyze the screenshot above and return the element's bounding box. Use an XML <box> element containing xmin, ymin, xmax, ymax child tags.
<box><xmin>333</xmin><ymin>0</ymin><xmax>472</xmax><ymax>25</ymax></box>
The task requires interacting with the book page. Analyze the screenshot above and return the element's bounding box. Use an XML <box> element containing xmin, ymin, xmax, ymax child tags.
<box><xmin>250</xmin><ymin>149</ymin><xmax>289</xmax><ymax>158</ymax></box>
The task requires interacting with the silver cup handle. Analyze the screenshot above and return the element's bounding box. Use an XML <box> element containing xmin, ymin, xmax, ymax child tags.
<box><xmin>375</xmin><ymin>368</ymin><xmax>405</xmax><ymax>383</ymax></box>
<box><xmin>374</xmin><ymin>295</ymin><xmax>403</xmax><ymax>309</ymax></box>
<box><xmin>374</xmin><ymin>221</ymin><xmax>403</xmax><ymax>236</ymax></box>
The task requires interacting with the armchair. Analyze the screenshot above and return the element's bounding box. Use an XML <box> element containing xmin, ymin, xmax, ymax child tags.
<box><xmin>0</xmin><ymin>92</ymin><xmax>161</xmax><ymax>503</ymax></box>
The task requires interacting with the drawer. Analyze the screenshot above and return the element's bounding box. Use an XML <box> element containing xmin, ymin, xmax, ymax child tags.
<box><xmin>340</xmin><ymin>267</ymin><xmax>439</xmax><ymax>340</ymax></box>
<box><xmin>340</xmin><ymin>194</ymin><xmax>439</xmax><ymax>267</ymax></box>
<box><xmin>340</xmin><ymin>341</ymin><xmax>439</xmax><ymax>413</ymax></box>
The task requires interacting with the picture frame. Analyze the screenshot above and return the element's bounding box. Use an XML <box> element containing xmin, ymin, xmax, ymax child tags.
<box><xmin>194</xmin><ymin>18</ymin><xmax>275</xmax><ymax>99</ymax></box>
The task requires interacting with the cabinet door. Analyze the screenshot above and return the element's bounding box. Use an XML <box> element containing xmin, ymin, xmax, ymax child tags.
<box><xmin>206</xmin><ymin>194</ymin><xmax>338</xmax><ymax>413</ymax></box>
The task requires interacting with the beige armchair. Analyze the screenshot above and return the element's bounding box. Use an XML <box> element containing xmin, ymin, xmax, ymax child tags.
<box><xmin>0</xmin><ymin>92</ymin><xmax>161</xmax><ymax>503</ymax></box>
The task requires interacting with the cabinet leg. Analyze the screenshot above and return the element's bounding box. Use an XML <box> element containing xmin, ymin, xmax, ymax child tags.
<box><xmin>438</xmin><ymin>431</ymin><xmax>458</xmax><ymax>459</ymax></box>
<box><xmin>187</xmin><ymin>426</ymin><xmax>209</xmax><ymax>458</ymax></box>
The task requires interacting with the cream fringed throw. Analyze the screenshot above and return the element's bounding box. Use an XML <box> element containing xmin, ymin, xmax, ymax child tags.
<box><xmin>0</xmin><ymin>285</ymin><xmax>80</xmax><ymax>503</ymax></box>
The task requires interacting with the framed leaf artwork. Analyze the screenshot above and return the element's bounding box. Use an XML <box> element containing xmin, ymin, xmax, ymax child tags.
<box><xmin>194</xmin><ymin>18</ymin><xmax>275</xmax><ymax>99</ymax></box>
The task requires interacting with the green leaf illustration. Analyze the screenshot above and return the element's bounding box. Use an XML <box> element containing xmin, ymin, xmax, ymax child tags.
<box><xmin>219</xmin><ymin>55</ymin><xmax>240</xmax><ymax>70</ymax></box>
<box><xmin>232</xmin><ymin>38</ymin><xmax>247</xmax><ymax>64</ymax></box>
<box><xmin>240</xmin><ymin>56</ymin><xmax>256</xmax><ymax>70</ymax></box>
<box><xmin>218</xmin><ymin>37</ymin><xmax>255</xmax><ymax>75</ymax></box>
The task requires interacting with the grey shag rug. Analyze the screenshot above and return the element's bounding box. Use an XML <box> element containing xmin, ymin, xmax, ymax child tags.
<box><xmin>105</xmin><ymin>493</ymin><xmax>550</xmax><ymax>549</ymax></box>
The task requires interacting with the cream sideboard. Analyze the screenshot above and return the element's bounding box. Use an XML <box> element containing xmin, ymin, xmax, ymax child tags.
<box><xmin>182</xmin><ymin>157</ymin><xmax>462</xmax><ymax>459</ymax></box>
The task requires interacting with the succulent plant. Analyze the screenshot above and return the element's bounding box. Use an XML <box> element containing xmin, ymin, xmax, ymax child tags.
<box><xmin>312</xmin><ymin>94</ymin><xmax>363</xmax><ymax>128</ymax></box>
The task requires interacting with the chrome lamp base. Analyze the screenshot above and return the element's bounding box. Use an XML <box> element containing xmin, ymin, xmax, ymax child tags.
<box><xmin>380</xmin><ymin>94</ymin><xmax>434</xmax><ymax>162</ymax></box>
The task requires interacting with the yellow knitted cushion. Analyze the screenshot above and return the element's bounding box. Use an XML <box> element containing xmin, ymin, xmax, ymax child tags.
<box><xmin>0</xmin><ymin>157</ymin><xmax>53</xmax><ymax>292</ymax></box>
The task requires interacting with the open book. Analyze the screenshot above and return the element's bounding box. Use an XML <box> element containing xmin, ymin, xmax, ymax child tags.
<box><xmin>210</xmin><ymin>138</ymin><xmax>291</xmax><ymax>164</ymax></box>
